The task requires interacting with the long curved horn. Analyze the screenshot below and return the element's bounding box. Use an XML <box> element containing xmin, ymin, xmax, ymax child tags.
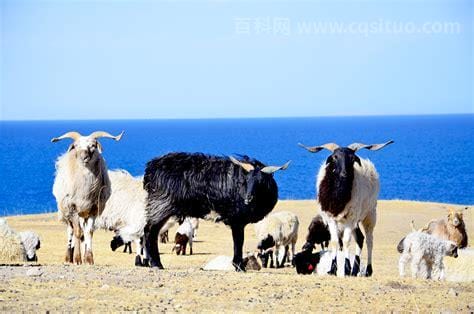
<box><xmin>261</xmin><ymin>161</ymin><xmax>291</xmax><ymax>174</ymax></box>
<box><xmin>348</xmin><ymin>140</ymin><xmax>394</xmax><ymax>152</ymax></box>
<box><xmin>298</xmin><ymin>143</ymin><xmax>339</xmax><ymax>153</ymax></box>
<box><xmin>51</xmin><ymin>131</ymin><xmax>82</xmax><ymax>143</ymax></box>
<box><xmin>88</xmin><ymin>131</ymin><xmax>124</xmax><ymax>141</ymax></box>
<box><xmin>229</xmin><ymin>156</ymin><xmax>255</xmax><ymax>172</ymax></box>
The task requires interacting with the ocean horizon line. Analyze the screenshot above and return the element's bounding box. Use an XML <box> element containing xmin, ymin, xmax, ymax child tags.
<box><xmin>1</xmin><ymin>112</ymin><xmax>472</xmax><ymax>123</ymax></box>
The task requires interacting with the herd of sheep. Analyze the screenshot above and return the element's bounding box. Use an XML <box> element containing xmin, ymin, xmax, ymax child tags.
<box><xmin>0</xmin><ymin>130</ymin><xmax>470</xmax><ymax>282</ymax></box>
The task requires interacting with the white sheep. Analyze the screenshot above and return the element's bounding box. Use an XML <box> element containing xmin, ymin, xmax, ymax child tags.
<box><xmin>300</xmin><ymin>141</ymin><xmax>393</xmax><ymax>277</ymax></box>
<box><xmin>254</xmin><ymin>211</ymin><xmax>299</xmax><ymax>268</ymax></box>
<box><xmin>19</xmin><ymin>231</ymin><xmax>41</xmax><ymax>262</ymax></box>
<box><xmin>0</xmin><ymin>219</ymin><xmax>40</xmax><ymax>263</ymax></box>
<box><xmin>173</xmin><ymin>218</ymin><xmax>195</xmax><ymax>255</ymax></box>
<box><xmin>96</xmin><ymin>169</ymin><xmax>149</xmax><ymax>266</ymax></box>
<box><xmin>398</xmin><ymin>231</ymin><xmax>458</xmax><ymax>280</ymax></box>
<box><xmin>52</xmin><ymin>130</ymin><xmax>123</xmax><ymax>265</ymax></box>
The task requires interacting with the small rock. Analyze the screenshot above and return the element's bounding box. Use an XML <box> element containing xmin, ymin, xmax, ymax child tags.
<box><xmin>448</xmin><ymin>288</ymin><xmax>458</xmax><ymax>297</ymax></box>
<box><xmin>101</xmin><ymin>284</ymin><xmax>110</xmax><ymax>290</ymax></box>
<box><xmin>26</xmin><ymin>268</ymin><xmax>43</xmax><ymax>277</ymax></box>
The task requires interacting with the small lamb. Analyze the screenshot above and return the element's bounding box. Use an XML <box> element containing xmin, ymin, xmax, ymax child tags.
<box><xmin>173</xmin><ymin>218</ymin><xmax>194</xmax><ymax>255</ymax></box>
<box><xmin>398</xmin><ymin>231</ymin><xmax>458</xmax><ymax>280</ymax></box>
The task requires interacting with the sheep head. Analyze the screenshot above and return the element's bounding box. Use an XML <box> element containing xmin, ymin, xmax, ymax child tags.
<box><xmin>299</xmin><ymin>140</ymin><xmax>394</xmax><ymax>175</ymax></box>
<box><xmin>445</xmin><ymin>241</ymin><xmax>458</xmax><ymax>258</ymax></box>
<box><xmin>229</xmin><ymin>156</ymin><xmax>290</xmax><ymax>205</ymax></box>
<box><xmin>447</xmin><ymin>208</ymin><xmax>464</xmax><ymax>227</ymax></box>
<box><xmin>51</xmin><ymin>130</ymin><xmax>124</xmax><ymax>165</ymax></box>
<box><xmin>299</xmin><ymin>140</ymin><xmax>393</xmax><ymax>216</ymax></box>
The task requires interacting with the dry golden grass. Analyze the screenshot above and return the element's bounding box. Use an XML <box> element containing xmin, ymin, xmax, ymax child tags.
<box><xmin>1</xmin><ymin>200</ymin><xmax>473</xmax><ymax>312</ymax></box>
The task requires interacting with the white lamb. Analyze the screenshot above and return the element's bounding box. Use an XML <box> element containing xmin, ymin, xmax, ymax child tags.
<box><xmin>254</xmin><ymin>211</ymin><xmax>299</xmax><ymax>268</ymax></box>
<box><xmin>398</xmin><ymin>231</ymin><xmax>458</xmax><ymax>280</ymax></box>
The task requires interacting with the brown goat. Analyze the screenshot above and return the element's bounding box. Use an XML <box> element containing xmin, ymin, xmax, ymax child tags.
<box><xmin>421</xmin><ymin>208</ymin><xmax>468</xmax><ymax>249</ymax></box>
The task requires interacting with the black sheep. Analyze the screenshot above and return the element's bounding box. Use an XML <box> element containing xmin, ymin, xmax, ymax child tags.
<box><xmin>143</xmin><ymin>152</ymin><xmax>290</xmax><ymax>271</ymax></box>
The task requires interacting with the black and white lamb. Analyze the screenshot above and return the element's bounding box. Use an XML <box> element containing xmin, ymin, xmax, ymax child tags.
<box><xmin>299</xmin><ymin>140</ymin><xmax>393</xmax><ymax>276</ymax></box>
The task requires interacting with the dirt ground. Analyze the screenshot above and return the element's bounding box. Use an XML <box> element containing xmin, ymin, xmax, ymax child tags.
<box><xmin>1</xmin><ymin>200</ymin><xmax>473</xmax><ymax>312</ymax></box>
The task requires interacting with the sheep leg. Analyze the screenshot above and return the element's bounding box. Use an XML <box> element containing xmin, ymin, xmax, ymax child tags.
<box><xmin>134</xmin><ymin>238</ymin><xmax>143</xmax><ymax>266</ymax></box>
<box><xmin>410</xmin><ymin>254</ymin><xmax>422</xmax><ymax>278</ymax></box>
<box><xmin>398</xmin><ymin>253</ymin><xmax>410</xmax><ymax>277</ymax></box>
<box><xmin>141</xmin><ymin>237</ymin><xmax>149</xmax><ymax>267</ymax></box>
<box><xmin>123</xmin><ymin>242</ymin><xmax>132</xmax><ymax>254</ymax></box>
<box><xmin>182</xmin><ymin>242</ymin><xmax>187</xmax><ymax>255</ymax></box>
<box><xmin>145</xmin><ymin>223</ymin><xmax>164</xmax><ymax>269</ymax></box>
<box><xmin>160</xmin><ymin>230</ymin><xmax>168</xmax><ymax>244</ymax></box>
<box><xmin>437</xmin><ymin>260</ymin><xmax>445</xmax><ymax>281</ymax></box>
<box><xmin>189</xmin><ymin>240</ymin><xmax>193</xmax><ymax>255</ymax></box>
<box><xmin>284</xmin><ymin>245</ymin><xmax>290</xmax><ymax>265</ymax></box>
<box><xmin>362</xmin><ymin>211</ymin><xmax>376</xmax><ymax>277</ymax></box>
<box><xmin>72</xmin><ymin>217</ymin><xmax>82</xmax><ymax>265</ymax></box>
<box><xmin>64</xmin><ymin>223</ymin><xmax>74</xmax><ymax>263</ymax></box>
<box><xmin>269</xmin><ymin>251</ymin><xmax>274</xmax><ymax>268</ymax></box>
<box><xmin>327</xmin><ymin>220</ymin><xmax>339</xmax><ymax>275</ymax></box>
<box><xmin>83</xmin><ymin>217</ymin><xmax>95</xmax><ymax>265</ymax></box>
<box><xmin>351</xmin><ymin>226</ymin><xmax>365</xmax><ymax>276</ymax></box>
<box><xmin>231</xmin><ymin>225</ymin><xmax>245</xmax><ymax>272</ymax></box>
<box><xmin>341</xmin><ymin>227</ymin><xmax>353</xmax><ymax>276</ymax></box>
<box><xmin>291</xmin><ymin>241</ymin><xmax>296</xmax><ymax>265</ymax></box>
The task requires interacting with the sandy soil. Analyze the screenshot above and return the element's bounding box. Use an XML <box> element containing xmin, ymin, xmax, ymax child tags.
<box><xmin>1</xmin><ymin>200</ymin><xmax>473</xmax><ymax>312</ymax></box>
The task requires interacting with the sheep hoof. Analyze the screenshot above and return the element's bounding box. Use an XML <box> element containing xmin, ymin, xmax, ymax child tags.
<box><xmin>150</xmin><ymin>260</ymin><xmax>164</xmax><ymax>269</ymax></box>
<box><xmin>365</xmin><ymin>264</ymin><xmax>373</xmax><ymax>277</ymax></box>
<box><xmin>328</xmin><ymin>258</ymin><xmax>337</xmax><ymax>275</ymax></box>
<box><xmin>233</xmin><ymin>261</ymin><xmax>246</xmax><ymax>272</ymax></box>
<box><xmin>84</xmin><ymin>251</ymin><xmax>94</xmax><ymax>265</ymax></box>
<box><xmin>135</xmin><ymin>255</ymin><xmax>143</xmax><ymax>266</ymax></box>
<box><xmin>344</xmin><ymin>258</ymin><xmax>351</xmax><ymax>276</ymax></box>
<box><xmin>142</xmin><ymin>258</ymin><xmax>150</xmax><ymax>267</ymax></box>
<box><xmin>351</xmin><ymin>256</ymin><xmax>360</xmax><ymax>276</ymax></box>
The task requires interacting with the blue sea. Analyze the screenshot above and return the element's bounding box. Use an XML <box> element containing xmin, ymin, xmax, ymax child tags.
<box><xmin>0</xmin><ymin>115</ymin><xmax>473</xmax><ymax>216</ymax></box>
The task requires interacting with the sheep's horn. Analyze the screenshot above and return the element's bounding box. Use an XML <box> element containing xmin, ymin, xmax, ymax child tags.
<box><xmin>51</xmin><ymin>131</ymin><xmax>82</xmax><ymax>143</ymax></box>
<box><xmin>88</xmin><ymin>131</ymin><xmax>124</xmax><ymax>141</ymax></box>
<box><xmin>348</xmin><ymin>140</ymin><xmax>394</xmax><ymax>152</ymax></box>
<box><xmin>229</xmin><ymin>156</ymin><xmax>255</xmax><ymax>172</ymax></box>
<box><xmin>298</xmin><ymin>142</ymin><xmax>339</xmax><ymax>153</ymax></box>
<box><xmin>261</xmin><ymin>161</ymin><xmax>291</xmax><ymax>174</ymax></box>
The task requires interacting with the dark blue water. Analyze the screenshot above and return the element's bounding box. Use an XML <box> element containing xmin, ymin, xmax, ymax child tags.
<box><xmin>0</xmin><ymin>115</ymin><xmax>473</xmax><ymax>216</ymax></box>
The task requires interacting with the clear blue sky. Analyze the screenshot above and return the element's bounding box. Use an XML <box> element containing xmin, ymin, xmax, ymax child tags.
<box><xmin>0</xmin><ymin>0</ymin><xmax>472</xmax><ymax>120</ymax></box>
